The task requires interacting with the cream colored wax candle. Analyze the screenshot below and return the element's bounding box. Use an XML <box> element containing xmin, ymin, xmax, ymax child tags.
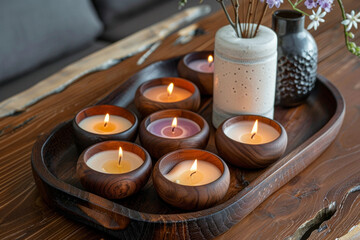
<box><xmin>86</xmin><ymin>149</ymin><xmax>143</xmax><ymax>174</ymax></box>
<box><xmin>187</xmin><ymin>55</ymin><xmax>214</xmax><ymax>73</ymax></box>
<box><xmin>224</xmin><ymin>120</ymin><xmax>279</xmax><ymax>145</ymax></box>
<box><xmin>164</xmin><ymin>160</ymin><xmax>221</xmax><ymax>186</ymax></box>
<box><xmin>79</xmin><ymin>114</ymin><xmax>132</xmax><ymax>135</ymax></box>
<box><xmin>143</xmin><ymin>83</ymin><xmax>191</xmax><ymax>102</ymax></box>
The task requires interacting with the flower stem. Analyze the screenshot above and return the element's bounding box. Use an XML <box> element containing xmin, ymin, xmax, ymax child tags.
<box><xmin>248</xmin><ymin>0</ymin><xmax>256</xmax><ymax>37</ymax></box>
<box><xmin>294</xmin><ymin>0</ymin><xmax>304</xmax><ymax>7</ymax></box>
<box><xmin>217</xmin><ymin>0</ymin><xmax>240</xmax><ymax>37</ymax></box>
<box><xmin>287</xmin><ymin>0</ymin><xmax>309</xmax><ymax>16</ymax></box>
<box><xmin>250</xmin><ymin>0</ymin><xmax>260</xmax><ymax>37</ymax></box>
<box><xmin>233</xmin><ymin>0</ymin><xmax>242</xmax><ymax>38</ymax></box>
<box><xmin>245</xmin><ymin>0</ymin><xmax>253</xmax><ymax>37</ymax></box>
<box><xmin>336</xmin><ymin>0</ymin><xmax>354</xmax><ymax>55</ymax></box>
<box><xmin>254</xmin><ymin>4</ymin><xmax>268</xmax><ymax>36</ymax></box>
<box><xmin>288</xmin><ymin>0</ymin><xmax>359</xmax><ymax>57</ymax></box>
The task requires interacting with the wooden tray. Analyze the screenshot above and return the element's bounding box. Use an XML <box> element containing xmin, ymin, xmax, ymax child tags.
<box><xmin>31</xmin><ymin>56</ymin><xmax>345</xmax><ymax>240</ymax></box>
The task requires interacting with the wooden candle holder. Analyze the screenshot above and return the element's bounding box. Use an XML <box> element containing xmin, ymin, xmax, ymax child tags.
<box><xmin>134</xmin><ymin>77</ymin><xmax>200</xmax><ymax>116</ymax></box>
<box><xmin>215</xmin><ymin>115</ymin><xmax>288</xmax><ymax>169</ymax></box>
<box><xmin>152</xmin><ymin>149</ymin><xmax>230</xmax><ymax>210</ymax></box>
<box><xmin>177</xmin><ymin>51</ymin><xmax>214</xmax><ymax>95</ymax></box>
<box><xmin>77</xmin><ymin>141</ymin><xmax>152</xmax><ymax>199</ymax></box>
<box><xmin>139</xmin><ymin>109</ymin><xmax>210</xmax><ymax>160</ymax></box>
<box><xmin>73</xmin><ymin>105</ymin><xmax>138</xmax><ymax>149</ymax></box>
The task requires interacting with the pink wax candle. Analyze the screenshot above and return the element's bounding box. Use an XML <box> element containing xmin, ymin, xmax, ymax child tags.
<box><xmin>187</xmin><ymin>55</ymin><xmax>214</xmax><ymax>73</ymax></box>
<box><xmin>146</xmin><ymin>117</ymin><xmax>201</xmax><ymax>139</ymax></box>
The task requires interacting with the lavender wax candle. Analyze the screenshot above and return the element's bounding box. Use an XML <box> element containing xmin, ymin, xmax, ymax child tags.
<box><xmin>139</xmin><ymin>109</ymin><xmax>210</xmax><ymax>159</ymax></box>
<box><xmin>177</xmin><ymin>51</ymin><xmax>215</xmax><ymax>95</ymax></box>
<box><xmin>187</xmin><ymin>55</ymin><xmax>214</xmax><ymax>73</ymax></box>
<box><xmin>147</xmin><ymin>117</ymin><xmax>201</xmax><ymax>139</ymax></box>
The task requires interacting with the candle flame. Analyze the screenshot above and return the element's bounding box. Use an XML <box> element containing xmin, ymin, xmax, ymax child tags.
<box><xmin>167</xmin><ymin>83</ymin><xmax>174</xmax><ymax>96</ymax></box>
<box><xmin>104</xmin><ymin>113</ymin><xmax>110</xmax><ymax>127</ymax></box>
<box><xmin>190</xmin><ymin>159</ymin><xmax>198</xmax><ymax>172</ymax></box>
<box><xmin>118</xmin><ymin>147</ymin><xmax>123</xmax><ymax>166</ymax></box>
<box><xmin>251</xmin><ymin>120</ymin><xmax>258</xmax><ymax>139</ymax></box>
<box><xmin>208</xmin><ymin>55</ymin><xmax>214</xmax><ymax>64</ymax></box>
<box><xmin>171</xmin><ymin>117</ymin><xmax>177</xmax><ymax>133</ymax></box>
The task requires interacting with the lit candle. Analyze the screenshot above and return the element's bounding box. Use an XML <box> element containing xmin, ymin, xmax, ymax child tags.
<box><xmin>86</xmin><ymin>147</ymin><xmax>144</xmax><ymax>174</ymax></box>
<box><xmin>224</xmin><ymin>119</ymin><xmax>280</xmax><ymax>144</ymax></box>
<box><xmin>143</xmin><ymin>82</ymin><xmax>192</xmax><ymax>102</ymax></box>
<box><xmin>164</xmin><ymin>159</ymin><xmax>221</xmax><ymax>186</ymax></box>
<box><xmin>187</xmin><ymin>55</ymin><xmax>214</xmax><ymax>73</ymax></box>
<box><xmin>147</xmin><ymin>117</ymin><xmax>201</xmax><ymax>139</ymax></box>
<box><xmin>79</xmin><ymin>113</ymin><xmax>132</xmax><ymax>135</ymax></box>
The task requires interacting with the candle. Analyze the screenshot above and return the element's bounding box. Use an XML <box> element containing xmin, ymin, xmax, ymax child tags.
<box><xmin>143</xmin><ymin>82</ymin><xmax>192</xmax><ymax>102</ymax></box>
<box><xmin>224</xmin><ymin>119</ymin><xmax>280</xmax><ymax>145</ymax></box>
<box><xmin>77</xmin><ymin>141</ymin><xmax>152</xmax><ymax>199</ymax></box>
<box><xmin>164</xmin><ymin>159</ymin><xmax>221</xmax><ymax>186</ymax></box>
<box><xmin>135</xmin><ymin>78</ymin><xmax>201</xmax><ymax>116</ymax></box>
<box><xmin>86</xmin><ymin>147</ymin><xmax>144</xmax><ymax>174</ymax></box>
<box><xmin>79</xmin><ymin>114</ymin><xmax>132</xmax><ymax>135</ymax></box>
<box><xmin>152</xmin><ymin>148</ymin><xmax>230</xmax><ymax>210</ymax></box>
<box><xmin>215</xmin><ymin>115</ymin><xmax>287</xmax><ymax>168</ymax></box>
<box><xmin>146</xmin><ymin>117</ymin><xmax>201</xmax><ymax>139</ymax></box>
<box><xmin>187</xmin><ymin>55</ymin><xmax>214</xmax><ymax>73</ymax></box>
<box><xmin>139</xmin><ymin>109</ymin><xmax>209</xmax><ymax>159</ymax></box>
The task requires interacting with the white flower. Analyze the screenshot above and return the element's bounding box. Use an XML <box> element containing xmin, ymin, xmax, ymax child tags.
<box><xmin>341</xmin><ymin>10</ymin><xmax>360</xmax><ymax>31</ymax></box>
<box><xmin>307</xmin><ymin>8</ymin><xmax>326</xmax><ymax>30</ymax></box>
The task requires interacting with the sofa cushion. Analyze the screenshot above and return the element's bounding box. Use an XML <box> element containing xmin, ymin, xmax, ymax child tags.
<box><xmin>0</xmin><ymin>41</ymin><xmax>109</xmax><ymax>101</ymax></box>
<box><xmin>0</xmin><ymin>0</ymin><xmax>103</xmax><ymax>84</ymax></box>
<box><xmin>99</xmin><ymin>0</ymin><xmax>221</xmax><ymax>42</ymax></box>
<box><xmin>92</xmin><ymin>0</ymin><xmax>161</xmax><ymax>27</ymax></box>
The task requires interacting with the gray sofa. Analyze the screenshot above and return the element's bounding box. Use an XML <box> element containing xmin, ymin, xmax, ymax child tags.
<box><xmin>0</xmin><ymin>0</ymin><xmax>220</xmax><ymax>101</ymax></box>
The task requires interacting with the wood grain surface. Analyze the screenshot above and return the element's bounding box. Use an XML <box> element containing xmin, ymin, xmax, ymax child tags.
<box><xmin>0</xmin><ymin>1</ymin><xmax>359</xmax><ymax>239</ymax></box>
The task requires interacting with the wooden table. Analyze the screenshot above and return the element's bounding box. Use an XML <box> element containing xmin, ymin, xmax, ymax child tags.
<box><xmin>1</xmin><ymin>1</ymin><xmax>359</xmax><ymax>239</ymax></box>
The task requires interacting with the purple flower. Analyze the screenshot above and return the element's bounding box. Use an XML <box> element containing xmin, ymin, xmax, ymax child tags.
<box><xmin>266</xmin><ymin>0</ymin><xmax>283</xmax><ymax>8</ymax></box>
<box><xmin>304</xmin><ymin>0</ymin><xmax>317</xmax><ymax>9</ymax></box>
<box><xmin>317</xmin><ymin>0</ymin><xmax>333</xmax><ymax>12</ymax></box>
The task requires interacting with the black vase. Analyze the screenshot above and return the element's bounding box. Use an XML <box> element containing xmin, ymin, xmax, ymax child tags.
<box><xmin>272</xmin><ymin>10</ymin><xmax>318</xmax><ymax>107</ymax></box>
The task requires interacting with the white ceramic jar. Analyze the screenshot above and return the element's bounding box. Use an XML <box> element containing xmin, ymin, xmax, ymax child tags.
<box><xmin>212</xmin><ymin>24</ymin><xmax>278</xmax><ymax>128</ymax></box>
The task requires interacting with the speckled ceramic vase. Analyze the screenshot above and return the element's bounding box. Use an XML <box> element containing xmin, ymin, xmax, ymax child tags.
<box><xmin>272</xmin><ymin>10</ymin><xmax>318</xmax><ymax>107</ymax></box>
<box><xmin>212</xmin><ymin>24</ymin><xmax>278</xmax><ymax>128</ymax></box>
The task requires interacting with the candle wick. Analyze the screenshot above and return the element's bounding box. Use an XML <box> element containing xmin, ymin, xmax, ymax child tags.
<box><xmin>104</xmin><ymin>122</ymin><xmax>108</xmax><ymax>128</ymax></box>
<box><xmin>251</xmin><ymin>133</ymin><xmax>256</xmax><ymax>139</ymax></box>
<box><xmin>190</xmin><ymin>171</ymin><xmax>196</xmax><ymax>177</ymax></box>
<box><xmin>118</xmin><ymin>155</ymin><xmax>122</xmax><ymax>167</ymax></box>
<box><xmin>172</xmin><ymin>126</ymin><xmax>175</xmax><ymax>133</ymax></box>
<box><xmin>209</xmin><ymin>61</ymin><xmax>213</xmax><ymax>67</ymax></box>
